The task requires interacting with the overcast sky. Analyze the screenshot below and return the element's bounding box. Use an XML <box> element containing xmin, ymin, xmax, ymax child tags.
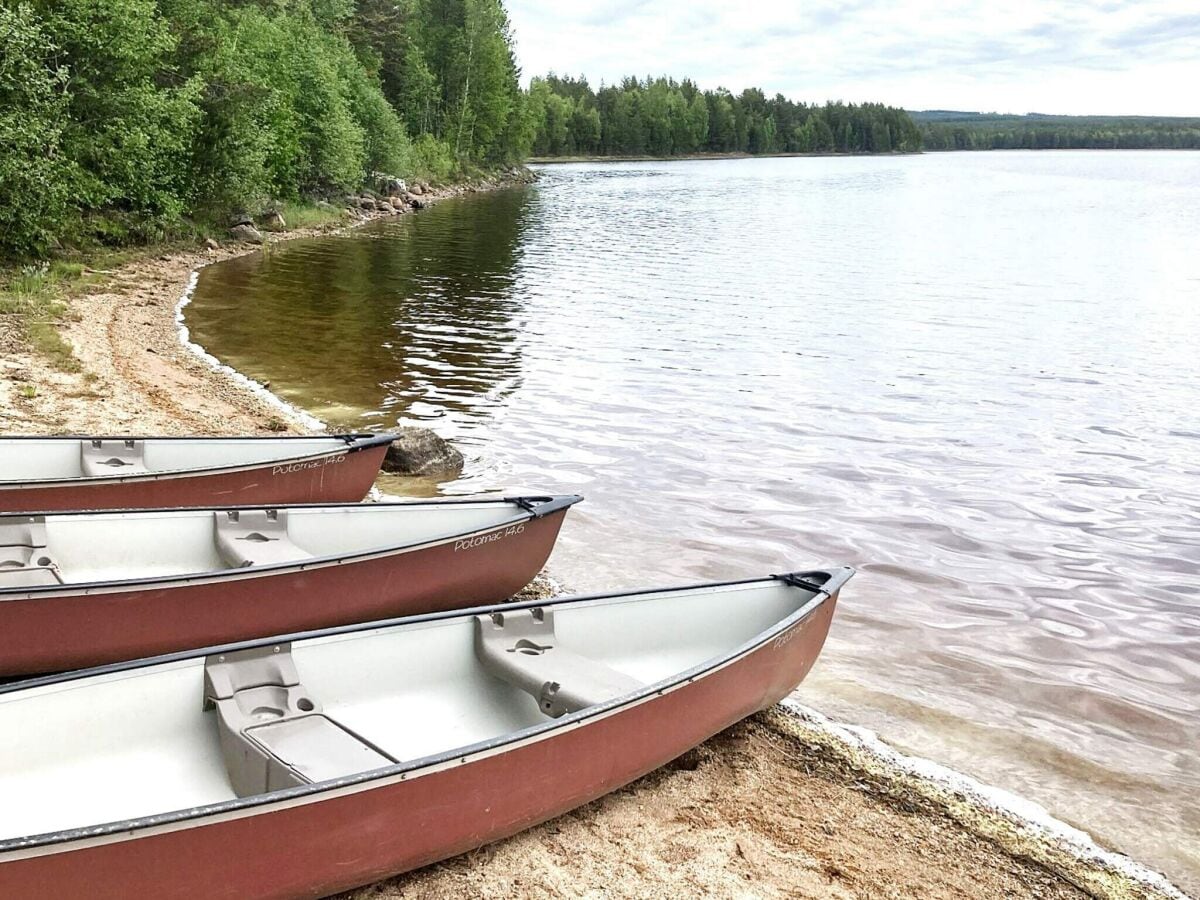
<box><xmin>505</xmin><ymin>1</ymin><xmax>1199</xmax><ymax>116</ymax></box>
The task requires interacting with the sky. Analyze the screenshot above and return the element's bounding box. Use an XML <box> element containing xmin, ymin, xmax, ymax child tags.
<box><xmin>504</xmin><ymin>1</ymin><xmax>1200</xmax><ymax>116</ymax></box>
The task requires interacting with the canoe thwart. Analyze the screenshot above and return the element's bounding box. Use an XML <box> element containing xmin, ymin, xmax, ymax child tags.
<box><xmin>203</xmin><ymin>644</ymin><xmax>397</xmax><ymax>798</ymax></box>
<box><xmin>80</xmin><ymin>439</ymin><xmax>148</xmax><ymax>477</ymax></box>
<box><xmin>0</xmin><ymin>516</ymin><xmax>62</xmax><ymax>589</ymax></box>
<box><xmin>475</xmin><ymin>607</ymin><xmax>643</xmax><ymax>718</ymax></box>
<box><xmin>214</xmin><ymin>509</ymin><xmax>313</xmax><ymax>568</ymax></box>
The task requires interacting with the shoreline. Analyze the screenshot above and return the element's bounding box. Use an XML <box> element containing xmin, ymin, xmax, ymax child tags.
<box><xmin>0</xmin><ymin>177</ymin><xmax>511</xmax><ymax>436</ymax></box>
<box><xmin>0</xmin><ymin>180</ymin><xmax>1188</xmax><ymax>899</ymax></box>
<box><xmin>528</xmin><ymin>148</ymin><xmax>1199</xmax><ymax>165</ymax></box>
<box><xmin>529</xmin><ymin>150</ymin><xmax>923</xmax><ymax>164</ymax></box>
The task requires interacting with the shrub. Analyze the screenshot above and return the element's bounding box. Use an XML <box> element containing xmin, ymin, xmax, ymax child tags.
<box><xmin>0</xmin><ymin>5</ymin><xmax>73</xmax><ymax>258</ymax></box>
<box><xmin>410</xmin><ymin>134</ymin><xmax>455</xmax><ymax>182</ymax></box>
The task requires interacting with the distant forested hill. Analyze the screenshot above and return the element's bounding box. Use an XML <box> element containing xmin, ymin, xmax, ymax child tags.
<box><xmin>527</xmin><ymin>75</ymin><xmax>921</xmax><ymax>158</ymax></box>
<box><xmin>0</xmin><ymin>0</ymin><xmax>528</xmax><ymax>258</ymax></box>
<box><xmin>912</xmin><ymin>110</ymin><xmax>1200</xmax><ymax>150</ymax></box>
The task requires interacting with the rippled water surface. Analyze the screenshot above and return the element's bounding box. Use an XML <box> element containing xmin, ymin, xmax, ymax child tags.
<box><xmin>188</xmin><ymin>152</ymin><xmax>1200</xmax><ymax>890</ymax></box>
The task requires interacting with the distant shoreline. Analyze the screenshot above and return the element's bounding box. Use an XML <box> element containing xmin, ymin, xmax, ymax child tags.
<box><xmin>528</xmin><ymin>150</ymin><xmax>921</xmax><ymax>164</ymax></box>
<box><xmin>529</xmin><ymin>147</ymin><xmax>1199</xmax><ymax>164</ymax></box>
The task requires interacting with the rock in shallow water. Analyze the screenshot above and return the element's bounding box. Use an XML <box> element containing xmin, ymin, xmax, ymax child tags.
<box><xmin>382</xmin><ymin>428</ymin><xmax>464</xmax><ymax>477</ymax></box>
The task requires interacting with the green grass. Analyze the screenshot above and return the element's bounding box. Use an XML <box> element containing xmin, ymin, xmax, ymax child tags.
<box><xmin>26</xmin><ymin>319</ymin><xmax>80</xmax><ymax>371</ymax></box>
<box><xmin>277</xmin><ymin>201</ymin><xmax>350</xmax><ymax>231</ymax></box>
<box><xmin>0</xmin><ymin>262</ymin><xmax>85</xmax><ymax>372</ymax></box>
<box><xmin>0</xmin><ymin>260</ymin><xmax>92</xmax><ymax>372</ymax></box>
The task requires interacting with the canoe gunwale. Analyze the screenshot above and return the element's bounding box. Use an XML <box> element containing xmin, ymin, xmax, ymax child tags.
<box><xmin>0</xmin><ymin>433</ymin><xmax>396</xmax><ymax>489</ymax></box>
<box><xmin>773</xmin><ymin>566</ymin><xmax>854</xmax><ymax>598</ymax></box>
<box><xmin>0</xmin><ymin>568</ymin><xmax>850</xmax><ymax>856</ymax></box>
<box><xmin>0</xmin><ymin>495</ymin><xmax>583</xmax><ymax>602</ymax></box>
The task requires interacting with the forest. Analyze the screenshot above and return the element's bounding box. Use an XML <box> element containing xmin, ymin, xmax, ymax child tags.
<box><xmin>527</xmin><ymin>75</ymin><xmax>923</xmax><ymax>158</ymax></box>
<box><xmin>915</xmin><ymin>111</ymin><xmax>1200</xmax><ymax>150</ymax></box>
<box><xmin>0</xmin><ymin>0</ymin><xmax>528</xmax><ymax>259</ymax></box>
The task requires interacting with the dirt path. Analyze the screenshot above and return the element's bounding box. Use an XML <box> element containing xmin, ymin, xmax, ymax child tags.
<box><xmin>0</xmin><ymin>190</ymin><xmax>1187</xmax><ymax>900</ymax></box>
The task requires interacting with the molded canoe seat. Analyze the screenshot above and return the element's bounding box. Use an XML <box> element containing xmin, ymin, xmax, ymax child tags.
<box><xmin>203</xmin><ymin>644</ymin><xmax>397</xmax><ymax>798</ymax></box>
<box><xmin>214</xmin><ymin>509</ymin><xmax>313</xmax><ymax>568</ymax></box>
<box><xmin>475</xmin><ymin>607</ymin><xmax>643</xmax><ymax>718</ymax></box>
<box><xmin>0</xmin><ymin>516</ymin><xmax>63</xmax><ymax>589</ymax></box>
<box><xmin>80</xmin><ymin>439</ymin><xmax>148</xmax><ymax>477</ymax></box>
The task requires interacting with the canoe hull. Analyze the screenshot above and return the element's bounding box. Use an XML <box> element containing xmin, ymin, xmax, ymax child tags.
<box><xmin>0</xmin><ymin>444</ymin><xmax>387</xmax><ymax>513</ymax></box>
<box><xmin>0</xmin><ymin>509</ymin><xmax>568</xmax><ymax>675</ymax></box>
<box><xmin>0</xmin><ymin>587</ymin><xmax>837</xmax><ymax>899</ymax></box>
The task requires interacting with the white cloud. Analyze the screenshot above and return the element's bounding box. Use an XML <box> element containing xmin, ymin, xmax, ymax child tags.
<box><xmin>505</xmin><ymin>0</ymin><xmax>1200</xmax><ymax>115</ymax></box>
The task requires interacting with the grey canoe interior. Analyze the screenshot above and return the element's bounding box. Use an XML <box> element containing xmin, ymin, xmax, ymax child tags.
<box><xmin>0</xmin><ymin>500</ymin><xmax>558</xmax><ymax>591</ymax></box>
<box><xmin>0</xmin><ymin>576</ymin><xmax>836</xmax><ymax>844</ymax></box>
<box><xmin>0</xmin><ymin>436</ymin><xmax>381</xmax><ymax>484</ymax></box>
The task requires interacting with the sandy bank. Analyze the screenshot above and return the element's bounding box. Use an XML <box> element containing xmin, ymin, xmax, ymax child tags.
<box><xmin>0</xmin><ymin>186</ymin><xmax>1187</xmax><ymax>900</ymax></box>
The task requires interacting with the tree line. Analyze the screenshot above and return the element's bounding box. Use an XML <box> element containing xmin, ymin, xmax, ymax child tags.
<box><xmin>914</xmin><ymin>112</ymin><xmax>1200</xmax><ymax>151</ymax></box>
<box><xmin>7</xmin><ymin>0</ymin><xmax>1192</xmax><ymax>263</ymax></box>
<box><xmin>527</xmin><ymin>75</ymin><xmax>922</xmax><ymax>158</ymax></box>
<box><xmin>0</xmin><ymin>0</ymin><xmax>528</xmax><ymax>259</ymax></box>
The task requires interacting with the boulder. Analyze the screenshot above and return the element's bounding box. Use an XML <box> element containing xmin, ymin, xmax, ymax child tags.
<box><xmin>261</xmin><ymin>210</ymin><xmax>286</xmax><ymax>230</ymax></box>
<box><xmin>381</xmin><ymin>428</ymin><xmax>464</xmax><ymax>478</ymax></box>
<box><xmin>229</xmin><ymin>223</ymin><xmax>264</xmax><ymax>244</ymax></box>
<box><xmin>228</xmin><ymin>210</ymin><xmax>254</xmax><ymax>227</ymax></box>
<box><xmin>409</xmin><ymin>182</ymin><xmax>423</xmax><ymax>196</ymax></box>
<box><xmin>358</xmin><ymin>196</ymin><xmax>376</xmax><ymax>210</ymax></box>
<box><xmin>374</xmin><ymin>198</ymin><xmax>393</xmax><ymax>212</ymax></box>
<box><xmin>379</xmin><ymin>176</ymin><xmax>406</xmax><ymax>195</ymax></box>
<box><xmin>407</xmin><ymin>195</ymin><xmax>426</xmax><ymax>210</ymax></box>
<box><xmin>203</xmin><ymin>237</ymin><xmax>220</xmax><ymax>251</ymax></box>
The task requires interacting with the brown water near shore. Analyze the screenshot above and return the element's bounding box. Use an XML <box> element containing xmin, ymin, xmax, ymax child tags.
<box><xmin>186</xmin><ymin>151</ymin><xmax>1200</xmax><ymax>892</ymax></box>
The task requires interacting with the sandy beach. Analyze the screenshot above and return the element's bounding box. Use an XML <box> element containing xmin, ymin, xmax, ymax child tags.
<box><xmin>0</xmin><ymin>193</ymin><xmax>1187</xmax><ymax>900</ymax></box>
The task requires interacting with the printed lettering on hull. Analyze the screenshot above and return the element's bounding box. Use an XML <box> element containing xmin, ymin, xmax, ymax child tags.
<box><xmin>271</xmin><ymin>455</ymin><xmax>346</xmax><ymax>476</ymax></box>
<box><xmin>454</xmin><ymin>523</ymin><xmax>525</xmax><ymax>552</ymax></box>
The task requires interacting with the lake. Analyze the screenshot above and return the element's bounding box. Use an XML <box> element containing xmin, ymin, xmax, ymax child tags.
<box><xmin>186</xmin><ymin>151</ymin><xmax>1200</xmax><ymax>891</ymax></box>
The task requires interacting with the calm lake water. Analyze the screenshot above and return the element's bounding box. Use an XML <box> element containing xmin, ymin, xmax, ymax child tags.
<box><xmin>187</xmin><ymin>151</ymin><xmax>1200</xmax><ymax>891</ymax></box>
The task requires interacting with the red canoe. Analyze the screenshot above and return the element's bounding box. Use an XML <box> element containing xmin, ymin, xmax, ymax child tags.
<box><xmin>0</xmin><ymin>495</ymin><xmax>581</xmax><ymax>675</ymax></box>
<box><xmin>0</xmin><ymin>434</ymin><xmax>395</xmax><ymax>512</ymax></box>
<box><xmin>0</xmin><ymin>567</ymin><xmax>851</xmax><ymax>898</ymax></box>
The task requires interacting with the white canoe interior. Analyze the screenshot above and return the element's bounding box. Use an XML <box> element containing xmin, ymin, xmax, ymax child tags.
<box><xmin>0</xmin><ymin>579</ymin><xmax>820</xmax><ymax>843</ymax></box>
<box><xmin>0</xmin><ymin>436</ymin><xmax>373</xmax><ymax>484</ymax></box>
<box><xmin>0</xmin><ymin>501</ymin><xmax>540</xmax><ymax>590</ymax></box>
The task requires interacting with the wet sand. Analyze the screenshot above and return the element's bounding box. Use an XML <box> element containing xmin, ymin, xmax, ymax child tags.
<box><xmin>0</xmin><ymin>195</ymin><xmax>1188</xmax><ymax>900</ymax></box>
